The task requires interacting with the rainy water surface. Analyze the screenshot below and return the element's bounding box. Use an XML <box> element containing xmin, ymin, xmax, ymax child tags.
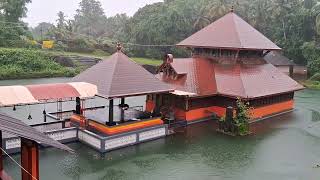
<box><xmin>2</xmin><ymin>78</ymin><xmax>320</xmax><ymax>180</ymax></box>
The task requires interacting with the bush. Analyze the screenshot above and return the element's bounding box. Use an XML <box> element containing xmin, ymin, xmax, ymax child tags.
<box><xmin>53</xmin><ymin>41</ymin><xmax>68</xmax><ymax>51</ymax></box>
<box><xmin>308</xmin><ymin>58</ymin><xmax>320</xmax><ymax>76</ymax></box>
<box><xmin>0</xmin><ymin>48</ymin><xmax>75</xmax><ymax>79</ymax></box>
<box><xmin>65</xmin><ymin>38</ymin><xmax>95</xmax><ymax>53</ymax></box>
<box><xmin>310</xmin><ymin>73</ymin><xmax>320</xmax><ymax>81</ymax></box>
<box><xmin>234</xmin><ymin>98</ymin><xmax>251</xmax><ymax>135</ymax></box>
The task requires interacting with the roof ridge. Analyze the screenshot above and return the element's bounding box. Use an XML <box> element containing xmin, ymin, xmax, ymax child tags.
<box><xmin>238</xmin><ymin>64</ymin><xmax>248</xmax><ymax>98</ymax></box>
<box><xmin>125</xmin><ymin>54</ymin><xmax>173</xmax><ymax>88</ymax></box>
<box><xmin>230</xmin><ymin>13</ymin><xmax>243</xmax><ymax>49</ymax></box>
<box><xmin>106</xmin><ymin>52</ymin><xmax>120</xmax><ymax>98</ymax></box>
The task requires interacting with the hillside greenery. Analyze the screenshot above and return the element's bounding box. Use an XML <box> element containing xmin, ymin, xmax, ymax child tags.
<box><xmin>2</xmin><ymin>0</ymin><xmax>320</xmax><ymax>78</ymax></box>
<box><xmin>0</xmin><ymin>48</ymin><xmax>77</xmax><ymax>79</ymax></box>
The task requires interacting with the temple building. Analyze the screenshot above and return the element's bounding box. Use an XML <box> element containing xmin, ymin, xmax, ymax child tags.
<box><xmin>155</xmin><ymin>10</ymin><xmax>304</xmax><ymax>123</ymax></box>
<box><xmin>263</xmin><ymin>51</ymin><xmax>295</xmax><ymax>77</ymax></box>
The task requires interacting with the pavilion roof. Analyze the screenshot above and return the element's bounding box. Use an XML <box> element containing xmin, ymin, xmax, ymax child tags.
<box><xmin>157</xmin><ymin>58</ymin><xmax>303</xmax><ymax>99</ymax></box>
<box><xmin>73</xmin><ymin>51</ymin><xmax>174</xmax><ymax>99</ymax></box>
<box><xmin>264</xmin><ymin>51</ymin><xmax>295</xmax><ymax>66</ymax></box>
<box><xmin>0</xmin><ymin>82</ymin><xmax>97</xmax><ymax>107</ymax></box>
<box><xmin>177</xmin><ymin>12</ymin><xmax>281</xmax><ymax>51</ymax></box>
<box><xmin>0</xmin><ymin>113</ymin><xmax>73</xmax><ymax>153</ymax></box>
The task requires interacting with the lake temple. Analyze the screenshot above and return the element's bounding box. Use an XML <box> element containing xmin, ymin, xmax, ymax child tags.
<box><xmin>0</xmin><ymin>9</ymin><xmax>306</xmax><ymax>180</ymax></box>
<box><xmin>155</xmin><ymin>10</ymin><xmax>304</xmax><ymax>124</ymax></box>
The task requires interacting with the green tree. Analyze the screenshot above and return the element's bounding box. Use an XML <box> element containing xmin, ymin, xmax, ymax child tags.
<box><xmin>0</xmin><ymin>0</ymin><xmax>32</xmax><ymax>47</ymax></box>
<box><xmin>31</xmin><ymin>22</ymin><xmax>54</xmax><ymax>40</ymax></box>
<box><xmin>74</xmin><ymin>0</ymin><xmax>107</xmax><ymax>38</ymax></box>
<box><xmin>1</xmin><ymin>0</ymin><xmax>31</xmax><ymax>22</ymax></box>
<box><xmin>56</xmin><ymin>11</ymin><xmax>66</xmax><ymax>29</ymax></box>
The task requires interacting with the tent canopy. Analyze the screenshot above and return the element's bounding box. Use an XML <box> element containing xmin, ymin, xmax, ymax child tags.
<box><xmin>0</xmin><ymin>82</ymin><xmax>97</xmax><ymax>107</ymax></box>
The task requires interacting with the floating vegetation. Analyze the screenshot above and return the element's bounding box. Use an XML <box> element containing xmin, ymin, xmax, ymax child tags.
<box><xmin>217</xmin><ymin>98</ymin><xmax>251</xmax><ymax>136</ymax></box>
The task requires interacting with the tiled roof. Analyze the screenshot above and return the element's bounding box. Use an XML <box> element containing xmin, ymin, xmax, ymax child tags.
<box><xmin>177</xmin><ymin>12</ymin><xmax>281</xmax><ymax>50</ymax></box>
<box><xmin>0</xmin><ymin>113</ymin><xmax>73</xmax><ymax>153</ymax></box>
<box><xmin>157</xmin><ymin>58</ymin><xmax>303</xmax><ymax>99</ymax></box>
<box><xmin>73</xmin><ymin>51</ymin><xmax>173</xmax><ymax>98</ymax></box>
<box><xmin>264</xmin><ymin>51</ymin><xmax>295</xmax><ymax>66</ymax></box>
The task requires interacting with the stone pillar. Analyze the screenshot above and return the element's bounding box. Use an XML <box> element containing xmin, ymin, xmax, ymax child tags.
<box><xmin>225</xmin><ymin>106</ymin><xmax>234</xmax><ymax>132</ymax></box>
<box><xmin>289</xmin><ymin>65</ymin><xmax>294</xmax><ymax>78</ymax></box>
<box><xmin>21</xmin><ymin>138</ymin><xmax>39</xmax><ymax>180</ymax></box>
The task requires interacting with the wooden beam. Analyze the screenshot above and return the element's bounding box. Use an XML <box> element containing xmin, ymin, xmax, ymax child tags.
<box><xmin>120</xmin><ymin>98</ymin><xmax>125</xmax><ymax>105</ymax></box>
<box><xmin>120</xmin><ymin>98</ymin><xmax>125</xmax><ymax>122</ymax></box>
<box><xmin>108</xmin><ymin>99</ymin><xmax>115</xmax><ymax>126</ymax></box>
<box><xmin>21</xmin><ymin>138</ymin><xmax>39</xmax><ymax>180</ymax></box>
<box><xmin>289</xmin><ymin>65</ymin><xmax>294</xmax><ymax>78</ymax></box>
<box><xmin>75</xmin><ymin>97</ymin><xmax>81</xmax><ymax>115</ymax></box>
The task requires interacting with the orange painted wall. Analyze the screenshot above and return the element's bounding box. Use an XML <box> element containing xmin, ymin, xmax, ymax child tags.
<box><xmin>250</xmin><ymin>100</ymin><xmax>294</xmax><ymax>119</ymax></box>
<box><xmin>174</xmin><ymin>106</ymin><xmax>226</xmax><ymax>122</ymax></box>
<box><xmin>174</xmin><ymin>108</ymin><xmax>186</xmax><ymax>120</ymax></box>
<box><xmin>174</xmin><ymin>100</ymin><xmax>294</xmax><ymax>122</ymax></box>
<box><xmin>70</xmin><ymin>115</ymin><xmax>163</xmax><ymax>135</ymax></box>
<box><xmin>145</xmin><ymin>100</ymin><xmax>155</xmax><ymax>113</ymax></box>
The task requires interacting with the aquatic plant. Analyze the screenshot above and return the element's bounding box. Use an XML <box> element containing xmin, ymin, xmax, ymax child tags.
<box><xmin>234</xmin><ymin>98</ymin><xmax>251</xmax><ymax>135</ymax></box>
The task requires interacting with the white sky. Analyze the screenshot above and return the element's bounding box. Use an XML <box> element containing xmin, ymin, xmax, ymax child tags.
<box><xmin>23</xmin><ymin>0</ymin><xmax>162</xmax><ymax>27</ymax></box>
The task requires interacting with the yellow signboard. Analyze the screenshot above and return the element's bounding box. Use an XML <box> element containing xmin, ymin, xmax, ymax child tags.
<box><xmin>42</xmin><ymin>40</ymin><xmax>54</xmax><ymax>49</ymax></box>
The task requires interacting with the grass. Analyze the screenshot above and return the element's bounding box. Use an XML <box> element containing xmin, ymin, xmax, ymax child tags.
<box><xmin>0</xmin><ymin>47</ymin><xmax>162</xmax><ymax>80</ymax></box>
<box><xmin>44</xmin><ymin>49</ymin><xmax>162</xmax><ymax>66</ymax></box>
<box><xmin>301</xmin><ymin>80</ymin><xmax>320</xmax><ymax>90</ymax></box>
<box><xmin>42</xmin><ymin>49</ymin><xmax>110</xmax><ymax>59</ymax></box>
<box><xmin>131</xmin><ymin>57</ymin><xmax>162</xmax><ymax>66</ymax></box>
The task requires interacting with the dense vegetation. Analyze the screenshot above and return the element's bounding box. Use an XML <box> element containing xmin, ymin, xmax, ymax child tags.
<box><xmin>0</xmin><ymin>48</ymin><xmax>77</xmax><ymax>79</ymax></box>
<box><xmin>1</xmin><ymin>0</ymin><xmax>320</xmax><ymax>79</ymax></box>
<box><xmin>31</xmin><ymin>0</ymin><xmax>320</xmax><ymax>72</ymax></box>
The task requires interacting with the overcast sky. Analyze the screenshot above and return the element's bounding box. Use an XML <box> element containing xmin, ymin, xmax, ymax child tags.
<box><xmin>23</xmin><ymin>0</ymin><xmax>162</xmax><ymax>27</ymax></box>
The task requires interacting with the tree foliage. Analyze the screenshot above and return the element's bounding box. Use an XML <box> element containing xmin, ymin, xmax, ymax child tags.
<box><xmin>3</xmin><ymin>0</ymin><xmax>320</xmax><ymax>73</ymax></box>
<box><xmin>0</xmin><ymin>0</ymin><xmax>32</xmax><ymax>47</ymax></box>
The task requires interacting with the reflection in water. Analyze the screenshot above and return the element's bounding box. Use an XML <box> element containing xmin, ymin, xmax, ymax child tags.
<box><xmin>311</xmin><ymin>109</ymin><xmax>320</xmax><ymax>122</ymax></box>
<box><xmin>2</xmin><ymin>79</ymin><xmax>320</xmax><ymax>180</ymax></box>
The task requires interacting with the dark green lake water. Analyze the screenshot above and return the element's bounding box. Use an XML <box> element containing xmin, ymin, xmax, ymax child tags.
<box><xmin>2</xmin><ymin>78</ymin><xmax>320</xmax><ymax>180</ymax></box>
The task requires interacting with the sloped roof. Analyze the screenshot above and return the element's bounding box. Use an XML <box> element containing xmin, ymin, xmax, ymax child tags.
<box><xmin>157</xmin><ymin>58</ymin><xmax>303</xmax><ymax>99</ymax></box>
<box><xmin>177</xmin><ymin>12</ymin><xmax>281</xmax><ymax>50</ymax></box>
<box><xmin>73</xmin><ymin>51</ymin><xmax>173</xmax><ymax>98</ymax></box>
<box><xmin>0</xmin><ymin>113</ymin><xmax>73</xmax><ymax>153</ymax></box>
<box><xmin>264</xmin><ymin>51</ymin><xmax>295</xmax><ymax>66</ymax></box>
<box><xmin>0</xmin><ymin>82</ymin><xmax>97</xmax><ymax>106</ymax></box>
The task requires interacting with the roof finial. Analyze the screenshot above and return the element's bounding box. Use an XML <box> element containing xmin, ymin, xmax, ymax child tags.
<box><xmin>116</xmin><ymin>42</ymin><xmax>122</xmax><ymax>52</ymax></box>
<box><xmin>230</xmin><ymin>6</ymin><xmax>234</xmax><ymax>12</ymax></box>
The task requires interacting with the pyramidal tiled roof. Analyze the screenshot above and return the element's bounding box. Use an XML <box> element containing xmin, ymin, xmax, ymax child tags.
<box><xmin>264</xmin><ymin>51</ymin><xmax>295</xmax><ymax>66</ymax></box>
<box><xmin>177</xmin><ymin>12</ymin><xmax>281</xmax><ymax>50</ymax></box>
<box><xmin>73</xmin><ymin>51</ymin><xmax>173</xmax><ymax>98</ymax></box>
<box><xmin>157</xmin><ymin>58</ymin><xmax>304</xmax><ymax>99</ymax></box>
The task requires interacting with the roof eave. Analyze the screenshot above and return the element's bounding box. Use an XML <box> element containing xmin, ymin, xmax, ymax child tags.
<box><xmin>176</xmin><ymin>44</ymin><xmax>282</xmax><ymax>51</ymax></box>
<box><xmin>96</xmin><ymin>89</ymin><xmax>175</xmax><ymax>99</ymax></box>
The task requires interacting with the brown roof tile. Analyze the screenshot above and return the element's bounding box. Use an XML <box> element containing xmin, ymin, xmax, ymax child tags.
<box><xmin>177</xmin><ymin>12</ymin><xmax>281</xmax><ymax>50</ymax></box>
<box><xmin>0</xmin><ymin>113</ymin><xmax>73</xmax><ymax>153</ymax></box>
<box><xmin>157</xmin><ymin>58</ymin><xmax>303</xmax><ymax>99</ymax></box>
<box><xmin>264</xmin><ymin>51</ymin><xmax>295</xmax><ymax>66</ymax></box>
<box><xmin>73</xmin><ymin>52</ymin><xmax>173</xmax><ymax>98</ymax></box>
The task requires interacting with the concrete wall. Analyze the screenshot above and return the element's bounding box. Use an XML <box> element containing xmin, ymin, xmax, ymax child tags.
<box><xmin>2</xmin><ymin>122</ymin><xmax>168</xmax><ymax>154</ymax></box>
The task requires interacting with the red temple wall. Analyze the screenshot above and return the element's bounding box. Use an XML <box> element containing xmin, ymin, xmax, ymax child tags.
<box><xmin>145</xmin><ymin>93</ymin><xmax>295</xmax><ymax>122</ymax></box>
<box><xmin>174</xmin><ymin>99</ymin><xmax>294</xmax><ymax>122</ymax></box>
<box><xmin>250</xmin><ymin>100</ymin><xmax>294</xmax><ymax>119</ymax></box>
